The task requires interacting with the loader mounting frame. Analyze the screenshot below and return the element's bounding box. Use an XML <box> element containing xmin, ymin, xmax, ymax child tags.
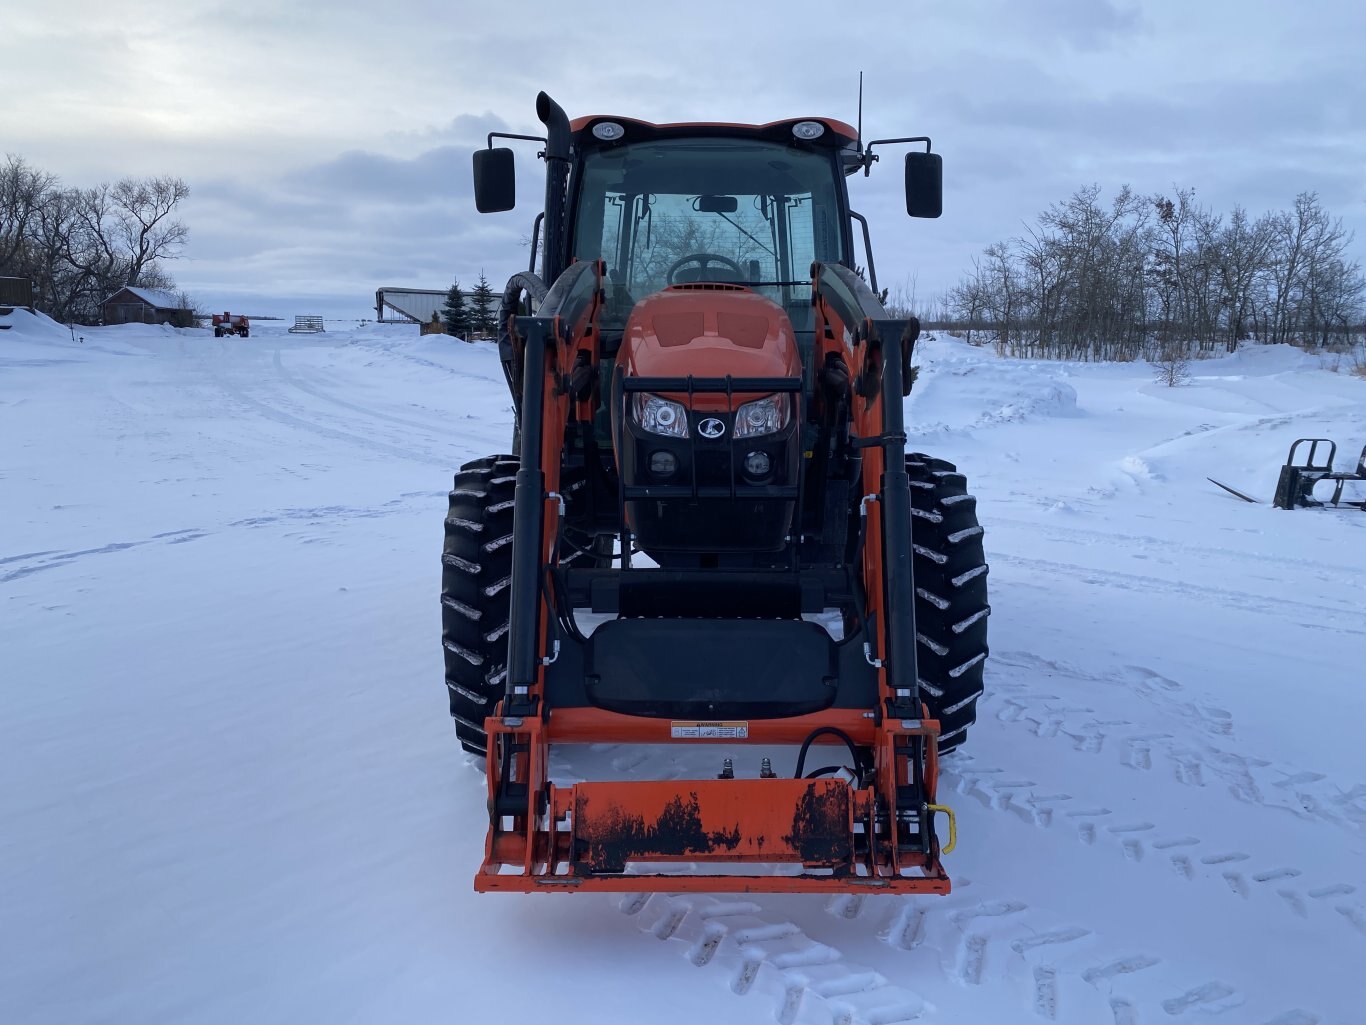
<box><xmin>477</xmin><ymin>713</ymin><xmax>951</xmax><ymax>893</ymax></box>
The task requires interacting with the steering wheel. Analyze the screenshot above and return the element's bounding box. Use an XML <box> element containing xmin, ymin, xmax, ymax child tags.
<box><xmin>666</xmin><ymin>253</ymin><xmax>746</xmax><ymax>285</ymax></box>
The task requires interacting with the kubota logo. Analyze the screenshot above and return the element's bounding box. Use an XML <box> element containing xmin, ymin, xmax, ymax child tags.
<box><xmin>697</xmin><ymin>417</ymin><xmax>726</xmax><ymax>439</ymax></box>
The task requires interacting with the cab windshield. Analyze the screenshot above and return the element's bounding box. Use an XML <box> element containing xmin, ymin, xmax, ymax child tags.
<box><xmin>571</xmin><ymin>138</ymin><xmax>845</xmax><ymax>330</ymax></box>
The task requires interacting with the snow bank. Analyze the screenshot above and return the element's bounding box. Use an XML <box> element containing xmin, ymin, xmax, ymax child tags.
<box><xmin>1</xmin><ymin>306</ymin><xmax>71</xmax><ymax>342</ymax></box>
<box><xmin>908</xmin><ymin>336</ymin><xmax>1080</xmax><ymax>438</ymax></box>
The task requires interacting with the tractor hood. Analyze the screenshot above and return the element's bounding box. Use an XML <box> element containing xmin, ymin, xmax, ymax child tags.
<box><xmin>618</xmin><ymin>285</ymin><xmax>801</xmax><ymax>411</ymax></box>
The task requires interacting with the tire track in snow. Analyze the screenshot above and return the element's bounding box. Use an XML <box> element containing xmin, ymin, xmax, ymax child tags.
<box><xmin>840</xmin><ymin>891</ymin><xmax>1163</xmax><ymax>1022</ymax></box>
<box><xmin>824</xmin><ymin>880</ymin><xmax>1322</xmax><ymax>1024</ymax></box>
<box><xmin>195</xmin><ymin>344</ymin><xmax>463</xmax><ymax>468</ymax></box>
<box><xmin>620</xmin><ymin>893</ymin><xmax>927</xmax><ymax>1025</ymax></box>
<box><xmin>270</xmin><ymin>347</ymin><xmax>483</xmax><ymax>439</ymax></box>
<box><xmin>950</xmin><ymin>750</ymin><xmax>1366</xmax><ymax>944</ymax></box>
<box><xmin>0</xmin><ymin>495</ymin><xmax>447</xmax><ymax>584</ymax></box>
<box><xmin>941</xmin><ymin>651</ymin><xmax>1366</xmax><ymax>948</ymax></box>
<box><xmin>555</xmin><ymin>705</ymin><xmax>1344</xmax><ymax>1020</ymax></box>
<box><xmin>993</xmin><ymin>651</ymin><xmax>1366</xmax><ymax>836</ymax></box>
<box><xmin>0</xmin><ymin>531</ymin><xmax>207</xmax><ymax>583</ymax></box>
<box><xmin>345</xmin><ymin>334</ymin><xmax>506</xmax><ymax>384</ymax></box>
<box><xmin>986</xmin><ymin>514</ymin><xmax>1359</xmax><ymax>584</ymax></box>
<box><xmin>829</xmin><ymin>648</ymin><xmax>1357</xmax><ymax>1020</ymax></box>
<box><xmin>541</xmin><ymin>732</ymin><xmax>1333</xmax><ymax>1022</ymax></box>
<box><xmin>991</xmin><ymin>552</ymin><xmax>1365</xmax><ymax>631</ymax></box>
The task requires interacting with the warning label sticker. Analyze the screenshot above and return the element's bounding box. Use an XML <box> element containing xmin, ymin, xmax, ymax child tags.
<box><xmin>670</xmin><ymin>720</ymin><xmax>750</xmax><ymax>740</ymax></box>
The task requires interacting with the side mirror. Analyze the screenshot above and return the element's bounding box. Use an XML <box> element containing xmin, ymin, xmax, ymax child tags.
<box><xmin>905</xmin><ymin>152</ymin><xmax>942</xmax><ymax>219</ymax></box>
<box><xmin>473</xmin><ymin>148</ymin><xmax>516</xmax><ymax>213</ymax></box>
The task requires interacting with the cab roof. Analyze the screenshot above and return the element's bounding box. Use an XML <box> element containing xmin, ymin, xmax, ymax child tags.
<box><xmin>568</xmin><ymin>115</ymin><xmax>860</xmax><ymax>151</ymax></box>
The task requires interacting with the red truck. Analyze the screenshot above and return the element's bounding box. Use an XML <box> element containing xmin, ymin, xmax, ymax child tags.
<box><xmin>212</xmin><ymin>312</ymin><xmax>250</xmax><ymax>338</ymax></box>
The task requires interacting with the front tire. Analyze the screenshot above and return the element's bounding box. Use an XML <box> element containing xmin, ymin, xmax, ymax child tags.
<box><xmin>440</xmin><ymin>456</ymin><xmax>614</xmax><ymax>756</ymax></box>
<box><xmin>441</xmin><ymin>456</ymin><xmax>519</xmax><ymax>755</ymax></box>
<box><xmin>907</xmin><ymin>454</ymin><xmax>990</xmax><ymax>752</ymax></box>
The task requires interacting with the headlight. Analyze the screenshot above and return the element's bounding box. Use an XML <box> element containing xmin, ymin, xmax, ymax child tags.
<box><xmin>732</xmin><ymin>394</ymin><xmax>789</xmax><ymax>438</ymax></box>
<box><xmin>633</xmin><ymin>393</ymin><xmax>689</xmax><ymax>437</ymax></box>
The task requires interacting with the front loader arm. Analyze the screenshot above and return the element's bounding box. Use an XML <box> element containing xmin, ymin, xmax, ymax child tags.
<box><xmin>476</xmin><ymin>260</ymin><xmax>952</xmax><ymax>892</ymax></box>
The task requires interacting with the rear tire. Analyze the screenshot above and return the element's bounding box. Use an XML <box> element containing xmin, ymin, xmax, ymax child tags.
<box><xmin>906</xmin><ymin>454</ymin><xmax>990</xmax><ymax>752</ymax></box>
<box><xmin>441</xmin><ymin>456</ymin><xmax>519</xmax><ymax>755</ymax></box>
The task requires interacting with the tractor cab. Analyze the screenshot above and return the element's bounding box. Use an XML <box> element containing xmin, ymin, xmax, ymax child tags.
<box><xmin>473</xmin><ymin>98</ymin><xmax>942</xmax><ymax>562</ymax></box>
<box><xmin>562</xmin><ymin>116</ymin><xmax>858</xmax><ymax>342</ymax></box>
<box><xmin>475</xmin><ymin>97</ymin><xmax>942</xmax><ymax>344</ymax></box>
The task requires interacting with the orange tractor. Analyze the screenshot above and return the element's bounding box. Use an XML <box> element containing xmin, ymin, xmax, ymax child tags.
<box><xmin>444</xmin><ymin>93</ymin><xmax>988</xmax><ymax>893</ymax></box>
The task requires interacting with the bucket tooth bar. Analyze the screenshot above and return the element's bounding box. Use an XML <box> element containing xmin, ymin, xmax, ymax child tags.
<box><xmin>476</xmin><ymin>262</ymin><xmax>953</xmax><ymax>894</ymax></box>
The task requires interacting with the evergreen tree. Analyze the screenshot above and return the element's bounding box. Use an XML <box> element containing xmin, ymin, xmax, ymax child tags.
<box><xmin>441</xmin><ymin>280</ymin><xmax>468</xmax><ymax>338</ymax></box>
<box><xmin>470</xmin><ymin>271</ymin><xmax>498</xmax><ymax>339</ymax></box>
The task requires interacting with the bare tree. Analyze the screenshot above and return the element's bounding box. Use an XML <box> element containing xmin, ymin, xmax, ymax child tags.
<box><xmin>29</xmin><ymin>187</ymin><xmax>93</xmax><ymax>321</ymax></box>
<box><xmin>1152</xmin><ymin>344</ymin><xmax>1193</xmax><ymax>386</ymax></box>
<box><xmin>979</xmin><ymin>241</ymin><xmax>1020</xmax><ymax>353</ymax></box>
<box><xmin>882</xmin><ymin>274</ymin><xmax>921</xmax><ymax>320</ymax></box>
<box><xmin>1212</xmin><ymin>206</ymin><xmax>1273</xmax><ymax>351</ymax></box>
<box><xmin>1263</xmin><ymin>192</ymin><xmax>1358</xmax><ymax>347</ymax></box>
<box><xmin>70</xmin><ymin>185</ymin><xmax>126</xmax><ymax>299</ymax></box>
<box><xmin>947</xmin><ymin>255</ymin><xmax>990</xmax><ymax>345</ymax></box>
<box><xmin>1035</xmin><ymin>185</ymin><xmax>1152</xmax><ymax>360</ymax></box>
<box><xmin>0</xmin><ymin>155</ymin><xmax>58</xmax><ymax>273</ymax></box>
<box><xmin>940</xmin><ymin>184</ymin><xmax>1362</xmax><ymax>363</ymax></box>
<box><xmin>4</xmin><ymin>159</ymin><xmax>192</xmax><ymax>323</ymax></box>
<box><xmin>1016</xmin><ymin>222</ymin><xmax>1063</xmax><ymax>356</ymax></box>
<box><xmin>110</xmin><ymin>176</ymin><xmax>190</xmax><ymax>286</ymax></box>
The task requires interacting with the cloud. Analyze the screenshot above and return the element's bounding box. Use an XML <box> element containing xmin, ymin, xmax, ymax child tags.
<box><xmin>384</xmin><ymin>112</ymin><xmax>514</xmax><ymax>149</ymax></box>
<box><xmin>175</xmin><ymin>140</ymin><xmax>534</xmax><ymax>317</ymax></box>
<box><xmin>280</xmin><ymin>148</ymin><xmax>470</xmax><ymax>203</ymax></box>
<box><xmin>1030</xmin><ymin>0</ymin><xmax>1144</xmax><ymax>49</ymax></box>
<box><xmin>15</xmin><ymin>0</ymin><xmax>1363</xmax><ymax>317</ymax></box>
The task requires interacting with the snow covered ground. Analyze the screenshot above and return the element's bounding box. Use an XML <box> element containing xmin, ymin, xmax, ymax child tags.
<box><xmin>3</xmin><ymin>308</ymin><xmax>1364</xmax><ymax>1025</ymax></box>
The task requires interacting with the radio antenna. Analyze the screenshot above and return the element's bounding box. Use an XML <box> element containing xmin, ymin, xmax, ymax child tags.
<box><xmin>857</xmin><ymin>71</ymin><xmax>864</xmax><ymax>149</ymax></box>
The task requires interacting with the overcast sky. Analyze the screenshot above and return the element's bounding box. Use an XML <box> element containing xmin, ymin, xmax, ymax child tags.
<box><xmin>9</xmin><ymin>0</ymin><xmax>1365</xmax><ymax>319</ymax></box>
